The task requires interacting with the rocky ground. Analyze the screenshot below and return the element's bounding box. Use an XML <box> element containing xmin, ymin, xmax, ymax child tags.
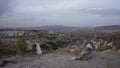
<box><xmin>0</xmin><ymin>52</ymin><xmax>120</xmax><ymax>68</ymax></box>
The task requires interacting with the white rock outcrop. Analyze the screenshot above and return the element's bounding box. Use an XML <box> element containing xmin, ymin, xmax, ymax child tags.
<box><xmin>36</xmin><ymin>42</ymin><xmax>42</xmax><ymax>55</ymax></box>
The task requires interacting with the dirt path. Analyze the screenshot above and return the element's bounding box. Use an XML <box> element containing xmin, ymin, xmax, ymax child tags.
<box><xmin>1</xmin><ymin>52</ymin><xmax>120</xmax><ymax>68</ymax></box>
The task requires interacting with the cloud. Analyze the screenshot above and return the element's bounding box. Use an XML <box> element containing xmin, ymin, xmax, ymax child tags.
<box><xmin>0</xmin><ymin>0</ymin><xmax>120</xmax><ymax>28</ymax></box>
<box><xmin>80</xmin><ymin>8</ymin><xmax>120</xmax><ymax>16</ymax></box>
<box><xmin>51</xmin><ymin>0</ymin><xmax>86</xmax><ymax>9</ymax></box>
<box><xmin>13</xmin><ymin>0</ymin><xmax>86</xmax><ymax>14</ymax></box>
<box><xmin>0</xmin><ymin>0</ymin><xmax>12</xmax><ymax>16</ymax></box>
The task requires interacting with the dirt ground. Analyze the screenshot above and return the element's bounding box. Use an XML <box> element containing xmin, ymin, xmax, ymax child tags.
<box><xmin>0</xmin><ymin>52</ymin><xmax>120</xmax><ymax>68</ymax></box>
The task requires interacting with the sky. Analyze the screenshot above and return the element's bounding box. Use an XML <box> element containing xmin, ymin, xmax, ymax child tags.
<box><xmin>0</xmin><ymin>0</ymin><xmax>120</xmax><ymax>28</ymax></box>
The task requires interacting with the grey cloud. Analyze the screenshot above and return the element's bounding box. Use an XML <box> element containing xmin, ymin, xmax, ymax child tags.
<box><xmin>80</xmin><ymin>8</ymin><xmax>120</xmax><ymax>16</ymax></box>
<box><xmin>0</xmin><ymin>0</ymin><xmax>11</xmax><ymax>16</ymax></box>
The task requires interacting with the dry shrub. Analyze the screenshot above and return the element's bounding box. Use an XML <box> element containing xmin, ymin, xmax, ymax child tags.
<box><xmin>16</xmin><ymin>38</ymin><xmax>27</xmax><ymax>54</ymax></box>
<box><xmin>112</xmin><ymin>50</ymin><xmax>120</xmax><ymax>55</ymax></box>
<box><xmin>0</xmin><ymin>41</ymin><xmax>16</xmax><ymax>58</ymax></box>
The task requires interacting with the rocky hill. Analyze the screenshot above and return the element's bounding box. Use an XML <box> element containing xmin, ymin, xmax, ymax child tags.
<box><xmin>94</xmin><ymin>25</ymin><xmax>120</xmax><ymax>33</ymax></box>
<box><xmin>95</xmin><ymin>25</ymin><xmax>120</xmax><ymax>30</ymax></box>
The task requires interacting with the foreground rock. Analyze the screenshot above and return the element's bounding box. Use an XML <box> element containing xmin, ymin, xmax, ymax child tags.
<box><xmin>75</xmin><ymin>43</ymin><xmax>93</xmax><ymax>60</ymax></box>
<box><xmin>0</xmin><ymin>52</ymin><xmax>120</xmax><ymax>68</ymax></box>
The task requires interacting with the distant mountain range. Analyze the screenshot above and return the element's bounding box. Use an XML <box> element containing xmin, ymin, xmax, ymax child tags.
<box><xmin>0</xmin><ymin>25</ymin><xmax>92</xmax><ymax>30</ymax></box>
<box><xmin>0</xmin><ymin>25</ymin><xmax>120</xmax><ymax>31</ymax></box>
<box><xmin>94</xmin><ymin>25</ymin><xmax>120</xmax><ymax>33</ymax></box>
<box><xmin>94</xmin><ymin>25</ymin><xmax>120</xmax><ymax>30</ymax></box>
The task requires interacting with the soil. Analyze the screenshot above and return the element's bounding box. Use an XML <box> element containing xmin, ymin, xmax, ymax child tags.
<box><xmin>0</xmin><ymin>52</ymin><xmax>120</xmax><ymax>68</ymax></box>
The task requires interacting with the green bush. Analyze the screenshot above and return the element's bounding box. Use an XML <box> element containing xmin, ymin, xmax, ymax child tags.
<box><xmin>40</xmin><ymin>44</ymin><xmax>50</xmax><ymax>50</ymax></box>
<box><xmin>16</xmin><ymin>38</ymin><xmax>27</xmax><ymax>54</ymax></box>
<box><xmin>46</xmin><ymin>41</ymin><xmax>59</xmax><ymax>50</ymax></box>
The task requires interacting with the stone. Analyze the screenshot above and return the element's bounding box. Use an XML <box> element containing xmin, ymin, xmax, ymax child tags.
<box><xmin>76</xmin><ymin>43</ymin><xmax>93</xmax><ymax>60</ymax></box>
<box><xmin>36</xmin><ymin>43</ymin><xmax>42</xmax><ymax>55</ymax></box>
<box><xmin>71</xmin><ymin>57</ymin><xmax>77</xmax><ymax>60</ymax></box>
<box><xmin>70</xmin><ymin>49</ymin><xmax>76</xmax><ymax>53</ymax></box>
<box><xmin>26</xmin><ymin>41</ymin><xmax>33</xmax><ymax>50</ymax></box>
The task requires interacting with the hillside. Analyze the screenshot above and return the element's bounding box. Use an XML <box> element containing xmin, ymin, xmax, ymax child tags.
<box><xmin>0</xmin><ymin>25</ymin><xmax>92</xmax><ymax>31</ymax></box>
<box><xmin>94</xmin><ymin>25</ymin><xmax>120</xmax><ymax>33</ymax></box>
<box><xmin>94</xmin><ymin>25</ymin><xmax>120</xmax><ymax>30</ymax></box>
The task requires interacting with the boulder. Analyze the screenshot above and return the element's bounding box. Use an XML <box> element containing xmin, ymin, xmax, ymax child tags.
<box><xmin>36</xmin><ymin>43</ymin><xmax>42</xmax><ymax>55</ymax></box>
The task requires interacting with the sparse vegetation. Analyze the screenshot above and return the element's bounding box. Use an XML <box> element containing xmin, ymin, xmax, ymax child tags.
<box><xmin>16</xmin><ymin>38</ymin><xmax>27</xmax><ymax>54</ymax></box>
<box><xmin>0</xmin><ymin>28</ymin><xmax>120</xmax><ymax>58</ymax></box>
<box><xmin>96</xmin><ymin>33</ymin><xmax>120</xmax><ymax>49</ymax></box>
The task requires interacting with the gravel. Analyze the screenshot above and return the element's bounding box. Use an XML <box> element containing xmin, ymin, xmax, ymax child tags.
<box><xmin>0</xmin><ymin>52</ymin><xmax>120</xmax><ymax>68</ymax></box>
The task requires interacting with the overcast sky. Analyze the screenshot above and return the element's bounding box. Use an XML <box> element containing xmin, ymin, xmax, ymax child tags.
<box><xmin>0</xmin><ymin>0</ymin><xmax>120</xmax><ymax>28</ymax></box>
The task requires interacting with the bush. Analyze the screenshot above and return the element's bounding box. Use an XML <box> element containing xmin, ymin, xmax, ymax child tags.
<box><xmin>40</xmin><ymin>44</ymin><xmax>50</xmax><ymax>50</ymax></box>
<box><xmin>47</xmin><ymin>41</ymin><xmax>59</xmax><ymax>50</ymax></box>
<box><xmin>16</xmin><ymin>38</ymin><xmax>27</xmax><ymax>54</ymax></box>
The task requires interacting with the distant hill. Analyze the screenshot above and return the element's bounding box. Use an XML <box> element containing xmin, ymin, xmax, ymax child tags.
<box><xmin>0</xmin><ymin>25</ymin><xmax>120</xmax><ymax>31</ymax></box>
<box><xmin>94</xmin><ymin>25</ymin><xmax>120</xmax><ymax>33</ymax></box>
<box><xmin>95</xmin><ymin>25</ymin><xmax>120</xmax><ymax>30</ymax></box>
<box><xmin>0</xmin><ymin>25</ymin><xmax>92</xmax><ymax>31</ymax></box>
